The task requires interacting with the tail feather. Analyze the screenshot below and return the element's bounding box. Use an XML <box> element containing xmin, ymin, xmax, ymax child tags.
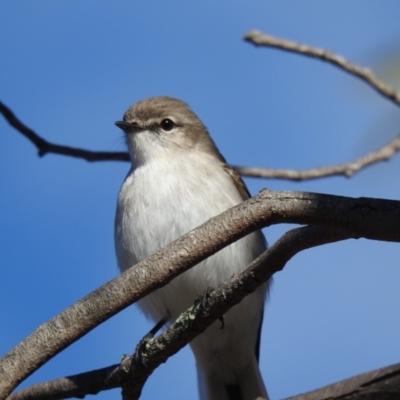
<box><xmin>236</xmin><ymin>357</ymin><xmax>269</xmax><ymax>400</ymax></box>
<box><xmin>197</xmin><ymin>357</ymin><xmax>269</xmax><ymax>400</ymax></box>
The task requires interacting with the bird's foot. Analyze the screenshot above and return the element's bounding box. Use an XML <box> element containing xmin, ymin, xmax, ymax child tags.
<box><xmin>195</xmin><ymin>287</ymin><xmax>225</xmax><ymax>329</ymax></box>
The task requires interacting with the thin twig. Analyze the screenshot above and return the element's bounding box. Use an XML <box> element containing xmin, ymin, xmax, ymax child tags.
<box><xmin>234</xmin><ymin>133</ymin><xmax>400</xmax><ymax>180</ymax></box>
<box><xmin>7</xmin><ymin>364</ymin><xmax>121</xmax><ymax>400</ymax></box>
<box><xmin>244</xmin><ymin>30</ymin><xmax>400</xmax><ymax>107</ymax></box>
<box><xmin>0</xmin><ymin>101</ymin><xmax>129</xmax><ymax>162</ymax></box>
<box><xmin>2</xmin><ymin>100</ymin><xmax>400</xmax><ymax>181</ymax></box>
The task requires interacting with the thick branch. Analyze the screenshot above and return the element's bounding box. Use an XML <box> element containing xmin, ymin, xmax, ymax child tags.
<box><xmin>2</xmin><ymin>190</ymin><xmax>400</xmax><ymax>399</ymax></box>
<box><xmin>0</xmin><ymin>190</ymin><xmax>400</xmax><ymax>399</ymax></box>
<box><xmin>8</xmin><ymin>226</ymin><xmax>350</xmax><ymax>400</ymax></box>
<box><xmin>9</xmin><ymin>226</ymin><xmax>400</xmax><ymax>400</ymax></box>
<box><xmin>287</xmin><ymin>362</ymin><xmax>400</xmax><ymax>400</ymax></box>
<box><xmin>119</xmin><ymin>226</ymin><xmax>350</xmax><ymax>400</ymax></box>
<box><xmin>3</xmin><ymin>100</ymin><xmax>400</xmax><ymax>180</ymax></box>
<box><xmin>244</xmin><ymin>30</ymin><xmax>400</xmax><ymax>107</ymax></box>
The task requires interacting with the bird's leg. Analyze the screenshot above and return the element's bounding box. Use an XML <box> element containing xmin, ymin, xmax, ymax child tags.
<box><xmin>134</xmin><ymin>318</ymin><xmax>167</xmax><ymax>365</ymax></box>
<box><xmin>148</xmin><ymin>318</ymin><xmax>167</xmax><ymax>337</ymax></box>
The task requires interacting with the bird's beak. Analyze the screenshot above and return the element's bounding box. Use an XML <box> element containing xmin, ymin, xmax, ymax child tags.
<box><xmin>115</xmin><ymin>120</ymin><xmax>128</xmax><ymax>130</ymax></box>
<box><xmin>115</xmin><ymin>120</ymin><xmax>141</xmax><ymax>133</ymax></box>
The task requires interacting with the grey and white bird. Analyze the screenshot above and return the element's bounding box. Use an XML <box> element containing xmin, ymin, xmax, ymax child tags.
<box><xmin>114</xmin><ymin>96</ymin><xmax>271</xmax><ymax>400</ymax></box>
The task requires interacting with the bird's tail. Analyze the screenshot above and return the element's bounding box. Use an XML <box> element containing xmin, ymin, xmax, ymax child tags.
<box><xmin>197</xmin><ymin>356</ymin><xmax>269</xmax><ymax>400</ymax></box>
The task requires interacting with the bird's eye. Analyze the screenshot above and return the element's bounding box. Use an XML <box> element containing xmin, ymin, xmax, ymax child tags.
<box><xmin>160</xmin><ymin>118</ymin><xmax>175</xmax><ymax>132</ymax></box>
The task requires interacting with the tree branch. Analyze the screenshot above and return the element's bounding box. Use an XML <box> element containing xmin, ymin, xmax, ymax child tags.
<box><xmin>3</xmin><ymin>99</ymin><xmax>400</xmax><ymax>180</ymax></box>
<box><xmin>287</xmin><ymin>362</ymin><xmax>400</xmax><ymax>400</ymax></box>
<box><xmin>9</xmin><ymin>361</ymin><xmax>400</xmax><ymax>400</ymax></box>
<box><xmin>7</xmin><ymin>364</ymin><xmax>121</xmax><ymax>400</ymax></box>
<box><xmin>234</xmin><ymin>132</ymin><xmax>400</xmax><ymax>180</ymax></box>
<box><xmin>2</xmin><ymin>190</ymin><xmax>400</xmax><ymax>399</ymax></box>
<box><xmin>8</xmin><ymin>226</ymin><xmax>351</xmax><ymax>400</ymax></box>
<box><xmin>119</xmin><ymin>226</ymin><xmax>350</xmax><ymax>400</ymax></box>
<box><xmin>243</xmin><ymin>30</ymin><xmax>400</xmax><ymax>107</ymax></box>
<box><xmin>0</xmin><ymin>101</ymin><xmax>129</xmax><ymax>162</ymax></box>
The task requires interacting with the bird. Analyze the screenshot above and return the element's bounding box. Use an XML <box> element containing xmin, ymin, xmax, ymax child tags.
<box><xmin>114</xmin><ymin>96</ymin><xmax>271</xmax><ymax>400</ymax></box>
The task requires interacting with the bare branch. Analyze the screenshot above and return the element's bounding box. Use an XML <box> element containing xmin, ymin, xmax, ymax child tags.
<box><xmin>2</xmin><ymin>190</ymin><xmax>400</xmax><ymax>399</ymax></box>
<box><xmin>119</xmin><ymin>226</ymin><xmax>350</xmax><ymax>400</ymax></box>
<box><xmin>3</xmin><ymin>100</ymin><xmax>400</xmax><ymax>181</ymax></box>
<box><xmin>0</xmin><ymin>101</ymin><xmax>129</xmax><ymax>162</ymax></box>
<box><xmin>9</xmin><ymin>355</ymin><xmax>400</xmax><ymax>400</ymax></box>
<box><xmin>8</xmin><ymin>226</ymin><xmax>350</xmax><ymax>400</ymax></box>
<box><xmin>244</xmin><ymin>30</ymin><xmax>400</xmax><ymax>107</ymax></box>
<box><xmin>287</xmin><ymin>361</ymin><xmax>400</xmax><ymax>400</ymax></box>
<box><xmin>235</xmin><ymin>132</ymin><xmax>400</xmax><ymax>180</ymax></box>
<box><xmin>7</xmin><ymin>364</ymin><xmax>121</xmax><ymax>400</ymax></box>
<box><xmin>9</xmin><ymin>361</ymin><xmax>400</xmax><ymax>400</ymax></box>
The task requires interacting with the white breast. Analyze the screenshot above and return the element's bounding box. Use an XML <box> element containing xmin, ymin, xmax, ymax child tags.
<box><xmin>115</xmin><ymin>152</ymin><xmax>266</xmax><ymax>322</ymax></box>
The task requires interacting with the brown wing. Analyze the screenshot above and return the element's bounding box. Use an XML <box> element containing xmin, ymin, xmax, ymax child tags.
<box><xmin>223</xmin><ymin>164</ymin><xmax>251</xmax><ymax>201</ymax></box>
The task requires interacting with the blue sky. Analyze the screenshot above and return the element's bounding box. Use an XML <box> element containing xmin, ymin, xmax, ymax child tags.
<box><xmin>1</xmin><ymin>2</ymin><xmax>400</xmax><ymax>399</ymax></box>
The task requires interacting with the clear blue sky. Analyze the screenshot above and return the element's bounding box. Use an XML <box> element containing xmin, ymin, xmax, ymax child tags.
<box><xmin>1</xmin><ymin>2</ymin><xmax>400</xmax><ymax>399</ymax></box>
